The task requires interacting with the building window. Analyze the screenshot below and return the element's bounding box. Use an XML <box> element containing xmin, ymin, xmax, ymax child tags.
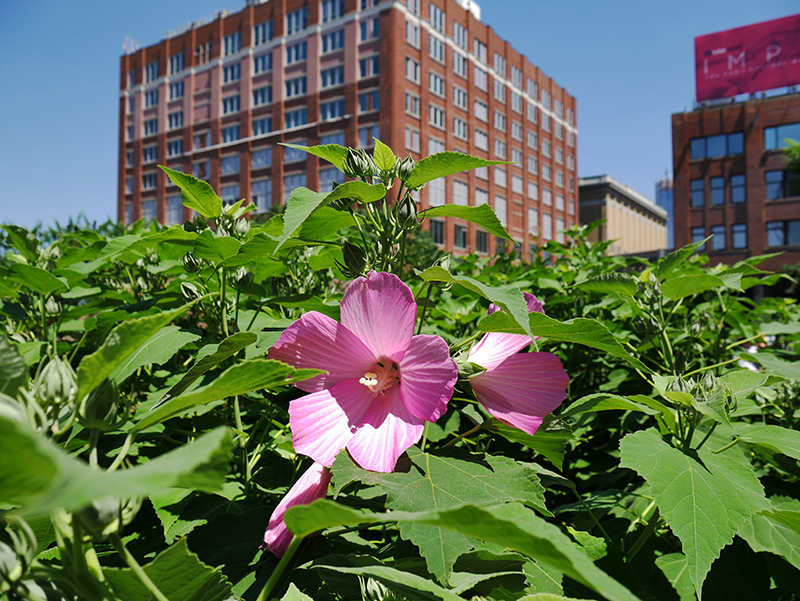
<box><xmin>286</xmin><ymin>41</ymin><xmax>308</xmax><ymax>64</ymax></box>
<box><xmin>512</xmin><ymin>147</ymin><xmax>523</xmax><ymax>165</ymax></box>
<box><xmin>254</xmin><ymin>20</ymin><xmax>274</xmax><ymax>46</ymax></box>
<box><xmin>126</xmin><ymin>150</ymin><xmax>134</xmax><ymax>166</ymax></box>
<box><xmin>475</xmin><ymin>230</ymin><xmax>487</xmax><ymax>253</ymax></box>
<box><xmin>766</xmin><ymin>170</ymin><xmax>800</xmax><ymax>200</ymax></box>
<box><xmin>360</xmin><ymin>17</ymin><xmax>380</xmax><ymax>41</ymax></box>
<box><xmin>127</xmin><ymin>69</ymin><xmax>136</xmax><ymax>88</ymax></box>
<box><xmin>142</xmin><ymin>172</ymin><xmax>157</xmax><ymax>190</ymax></box>
<box><xmin>429</xmin><ymin>219</ymin><xmax>445</xmax><ymax>246</ymax></box>
<box><xmin>224</xmin><ymin>31</ymin><xmax>242</xmax><ymax>56</ymax></box>
<box><xmin>322</xmin><ymin>30</ymin><xmax>345</xmax><ymax>53</ymax></box>
<box><xmin>691</xmin><ymin>226</ymin><xmax>706</xmax><ymax>250</ymax></box>
<box><xmin>359</xmin><ymin>124</ymin><xmax>380</xmax><ymax>148</ymax></box>
<box><xmin>494</xmin><ymin>195</ymin><xmax>507</xmax><ymax>227</ymax></box>
<box><xmin>359</xmin><ymin>90</ymin><xmax>380</xmax><ymax>113</ymax></box>
<box><xmin>221</xmin><ymin>184</ymin><xmax>240</xmax><ymax>207</ymax></box>
<box><xmin>454</xmin><ymin>51</ymin><xmax>468</xmax><ymax>78</ymax></box>
<box><xmin>251</xmin><ymin>148</ymin><xmax>272</xmax><ymax>168</ymax></box>
<box><xmin>429</xmin><ymin>35</ymin><xmax>445</xmax><ymax>63</ymax></box>
<box><xmin>730</xmin><ymin>175</ymin><xmax>745</xmax><ymax>203</ymax></box>
<box><xmin>145</xmin><ymin>61</ymin><xmax>159</xmax><ymax>83</ymax></box>
<box><xmin>512</xmin><ymin>122</ymin><xmax>523</xmax><ymax>141</ymax></box>
<box><xmin>407</xmin><ymin>0</ymin><xmax>419</xmax><ymax>15</ymax></box>
<box><xmin>542</xmin><ymin>213</ymin><xmax>552</xmax><ymax>240</ymax></box>
<box><xmin>494</xmin><ymin>79</ymin><xmax>506</xmax><ymax>103</ymax></box>
<box><xmin>284</xmin><ymin>141</ymin><xmax>307</xmax><ymax>163</ymax></box>
<box><xmin>252</xmin><ymin>179</ymin><xmax>272</xmax><ymax>212</ymax></box>
<box><xmin>167</xmin><ymin>139</ymin><xmax>183</xmax><ymax>157</ymax></box>
<box><xmin>528</xmin><ymin>156</ymin><xmax>538</xmax><ymax>175</ymax></box>
<box><xmin>475</xmin><ymin>188</ymin><xmax>488</xmax><ymax>205</ymax></box>
<box><xmin>449</xmin><ymin>180</ymin><xmax>469</xmax><ymax>206</ymax></box>
<box><xmin>710</xmin><ymin>176</ymin><xmax>724</xmax><ymax>205</ymax></box>
<box><xmin>428</xmin><ymin>137</ymin><xmax>445</xmax><ymax>156</ymax></box>
<box><xmin>284</xmin><ymin>172</ymin><xmax>307</xmax><ymax>201</ymax></box>
<box><xmin>527</xmin><ymin>103</ymin><xmax>537</xmax><ymax>124</ymax></box>
<box><xmin>222</xmin><ymin>95</ymin><xmax>240</xmax><ymax>115</ymax></box>
<box><xmin>542</xmin><ymin>140</ymin><xmax>551</xmax><ymax>157</ymax></box>
<box><xmin>454</xmin><ymin>225</ymin><xmax>467</xmax><ymax>249</ymax></box>
<box><xmin>474</xmin><ymin>39</ymin><xmax>487</xmax><ymax>62</ymax></box>
<box><xmin>195</xmin><ymin>42</ymin><xmax>212</xmax><ymax>65</ymax></box>
<box><xmin>222</xmin><ymin>125</ymin><xmax>241</xmax><ymax>143</ymax></box>
<box><xmin>221</xmin><ymin>155</ymin><xmax>240</xmax><ymax>174</ymax></box>
<box><xmin>542</xmin><ymin>188</ymin><xmax>552</xmax><ymax>206</ymax></box>
<box><xmin>454</xmin><ymin>117</ymin><xmax>468</xmax><ymax>140</ymax></box>
<box><xmin>145</xmin><ymin>89</ymin><xmax>158</xmax><ymax>108</ymax></box>
<box><xmin>691</xmin><ymin>179</ymin><xmax>704</xmax><ymax>207</ymax></box>
<box><xmin>321</xmin><ymin>0</ymin><xmax>346</xmax><ymax>22</ymax></box>
<box><xmin>555</xmin><ymin>218</ymin><xmax>565</xmax><ymax>243</ymax></box>
<box><xmin>168</xmin><ymin>111</ymin><xmax>183</xmax><ymax>130</ymax></box>
<box><xmin>540</xmin><ymin>89</ymin><xmax>551</xmax><ymax>110</ymax></box>
<box><xmin>493</xmin><ymin>111</ymin><xmax>506</xmax><ymax>132</ymax></box>
<box><xmin>475</xmin><ymin>129</ymin><xmax>488</xmax><ymax>151</ymax></box>
<box><xmin>319</xmin><ymin>168</ymin><xmax>339</xmax><ymax>194</ymax></box>
<box><xmin>494</xmin><ymin>167</ymin><xmax>507</xmax><ymax>188</ymax></box>
<box><xmin>359</xmin><ymin>56</ymin><xmax>380</xmax><ymax>78</ymax></box>
<box><xmin>764</xmin><ymin>122</ymin><xmax>800</xmax><ymax>151</ymax></box>
<box><xmin>143</xmin><ymin>118</ymin><xmax>158</xmax><ymax>136</ymax></box>
<box><xmin>406</xmin><ymin>21</ymin><xmax>419</xmax><ymax>47</ymax></box>
<box><xmin>528</xmin><ymin>181</ymin><xmax>538</xmax><ymax>200</ymax></box>
<box><xmin>286</xmin><ymin>8</ymin><xmax>309</xmax><ymax>34</ymax></box>
<box><xmin>321</xmin><ymin>65</ymin><xmax>345</xmax><ymax>89</ymax></box>
<box><xmin>527</xmin><ymin>132</ymin><xmax>537</xmax><ymax>150</ymax></box>
<box><xmin>320</xmin><ymin>132</ymin><xmax>345</xmax><ymax>146</ymax></box>
<box><xmin>169</xmin><ymin>81</ymin><xmax>184</xmax><ymax>100</ymax></box>
<box><xmin>127</xmin><ymin>96</ymin><xmax>135</xmax><ymax>113</ymax></box>
<box><xmin>511</xmin><ymin>175</ymin><xmax>523</xmax><ymax>194</ymax></box>
<box><xmin>690</xmin><ymin>132</ymin><xmax>744</xmax><ymax>159</ymax></box>
<box><xmin>142</xmin><ymin>145</ymin><xmax>157</xmax><ymax>163</ymax></box>
<box><xmin>430</xmin><ymin>105</ymin><xmax>445</xmax><ymax>129</ymax></box>
<box><xmin>428</xmin><ymin>178</ymin><xmax>445</xmax><ymax>206</ymax></box>
<box><xmin>405</xmin><ymin>92</ymin><xmax>420</xmax><ymax>116</ymax></box>
<box><xmin>251</xmin><ymin>87</ymin><xmax>272</xmax><ymax>108</ymax></box>
<box><xmin>475</xmin><ymin>100</ymin><xmax>488</xmax><ymax>122</ymax></box>
<box><xmin>710</xmin><ymin>225</ymin><xmax>726</xmax><ymax>250</ymax></box>
<box><xmin>193</xmin><ymin>161</ymin><xmax>210</xmax><ymax>179</ymax></box>
<box><xmin>405</xmin><ymin>126</ymin><xmax>420</xmax><ymax>151</ymax></box>
<box><xmin>286</xmin><ymin>76</ymin><xmax>307</xmax><ymax>98</ymax></box>
<box><xmin>555</xmin><ymin>147</ymin><xmax>564</xmax><ymax>164</ymax></box>
<box><xmin>474</xmin><ymin>66</ymin><xmax>489</xmax><ymax>92</ymax></box>
<box><xmin>321</xmin><ymin>98</ymin><xmax>346</xmax><ymax>121</ymax></box>
<box><xmin>141</xmin><ymin>199</ymin><xmax>157</xmax><ymax>223</ymax></box>
<box><xmin>193</xmin><ymin>131</ymin><xmax>210</xmax><ymax>150</ymax></box>
<box><xmin>555</xmin><ymin>193</ymin><xmax>565</xmax><ymax>211</ymax></box>
<box><xmin>528</xmin><ymin>208</ymin><xmax>540</xmax><ymax>236</ymax></box>
<box><xmin>223</xmin><ymin>63</ymin><xmax>241</xmax><ymax>83</ymax></box>
<box><xmin>406</xmin><ymin>57</ymin><xmax>420</xmax><ymax>83</ymax></box>
<box><xmin>166</xmin><ymin>195</ymin><xmax>182</xmax><ymax>225</ymax></box>
<box><xmin>567</xmin><ymin>154</ymin><xmax>575</xmax><ymax>171</ymax></box>
<box><xmin>556</xmin><ymin>171</ymin><xmax>564</xmax><ymax>188</ymax></box>
<box><xmin>429</xmin><ymin>3</ymin><xmax>445</xmax><ymax>32</ymax></box>
<box><xmin>254</xmin><ymin>52</ymin><xmax>273</xmax><ymax>74</ymax></box>
<box><xmin>453</xmin><ymin>86</ymin><xmax>468</xmax><ymax>111</ymax></box>
<box><xmin>429</xmin><ymin>72</ymin><xmax>445</xmax><ymax>97</ymax></box>
<box><xmin>453</xmin><ymin>21</ymin><xmax>467</xmax><ymax>48</ymax></box>
<box><xmin>542</xmin><ymin>164</ymin><xmax>551</xmax><ymax>182</ymax></box>
<box><xmin>732</xmin><ymin>223</ymin><xmax>747</xmax><ymax>249</ymax></box>
<box><xmin>125</xmin><ymin>176</ymin><xmax>133</xmax><ymax>193</ymax></box>
<box><xmin>494</xmin><ymin>139</ymin><xmax>507</xmax><ymax>159</ymax></box>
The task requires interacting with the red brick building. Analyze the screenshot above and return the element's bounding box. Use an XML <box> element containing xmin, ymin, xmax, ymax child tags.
<box><xmin>119</xmin><ymin>0</ymin><xmax>578</xmax><ymax>256</ymax></box>
<box><xmin>672</xmin><ymin>92</ymin><xmax>800</xmax><ymax>270</ymax></box>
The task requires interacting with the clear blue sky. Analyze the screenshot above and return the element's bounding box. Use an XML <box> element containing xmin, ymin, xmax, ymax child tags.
<box><xmin>0</xmin><ymin>0</ymin><xmax>797</xmax><ymax>228</ymax></box>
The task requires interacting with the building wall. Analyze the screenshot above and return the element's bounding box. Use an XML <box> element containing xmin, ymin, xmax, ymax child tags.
<box><xmin>119</xmin><ymin>0</ymin><xmax>579</xmax><ymax>258</ymax></box>
<box><xmin>672</xmin><ymin>92</ymin><xmax>800</xmax><ymax>270</ymax></box>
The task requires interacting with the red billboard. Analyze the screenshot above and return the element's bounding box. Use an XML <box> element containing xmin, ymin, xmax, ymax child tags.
<box><xmin>695</xmin><ymin>13</ymin><xmax>800</xmax><ymax>102</ymax></box>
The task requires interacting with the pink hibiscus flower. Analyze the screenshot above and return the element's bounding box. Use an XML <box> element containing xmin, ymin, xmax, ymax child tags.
<box><xmin>269</xmin><ymin>271</ymin><xmax>458</xmax><ymax>473</ymax></box>
<box><xmin>468</xmin><ymin>293</ymin><xmax>569</xmax><ymax>436</ymax></box>
<box><xmin>263</xmin><ymin>461</ymin><xmax>331</xmax><ymax>556</ymax></box>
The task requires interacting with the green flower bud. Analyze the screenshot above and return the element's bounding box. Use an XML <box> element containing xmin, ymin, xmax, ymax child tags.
<box><xmin>395</xmin><ymin>193</ymin><xmax>419</xmax><ymax>230</ymax></box>
<box><xmin>339</xmin><ymin>242</ymin><xmax>368</xmax><ymax>277</ymax></box>
<box><xmin>78</xmin><ymin>497</ymin><xmax>140</xmax><ymax>539</ymax></box>
<box><xmin>78</xmin><ymin>379</ymin><xmax>120</xmax><ymax>431</ymax></box>
<box><xmin>430</xmin><ymin>254</ymin><xmax>453</xmax><ymax>290</ymax></box>
<box><xmin>44</xmin><ymin>296</ymin><xmax>61</xmax><ymax>316</ymax></box>
<box><xmin>35</xmin><ymin>357</ymin><xmax>77</xmax><ymax>410</ymax></box>
<box><xmin>231</xmin><ymin>267</ymin><xmax>253</xmax><ymax>291</ymax></box>
<box><xmin>395</xmin><ymin>155</ymin><xmax>416</xmax><ymax>183</ymax></box>
<box><xmin>0</xmin><ymin>540</ymin><xmax>23</xmax><ymax>584</ymax></box>
<box><xmin>342</xmin><ymin>148</ymin><xmax>376</xmax><ymax>179</ymax></box>
<box><xmin>180</xmin><ymin>281</ymin><xmax>202</xmax><ymax>301</ymax></box>
<box><xmin>235</xmin><ymin>217</ymin><xmax>250</xmax><ymax>237</ymax></box>
<box><xmin>180</xmin><ymin>253</ymin><xmax>201</xmax><ymax>273</ymax></box>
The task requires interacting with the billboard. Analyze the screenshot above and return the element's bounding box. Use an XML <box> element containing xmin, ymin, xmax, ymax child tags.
<box><xmin>695</xmin><ymin>13</ymin><xmax>800</xmax><ymax>102</ymax></box>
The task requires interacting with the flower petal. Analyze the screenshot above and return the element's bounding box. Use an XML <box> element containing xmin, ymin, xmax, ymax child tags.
<box><xmin>470</xmin><ymin>352</ymin><xmax>569</xmax><ymax>436</ymax></box>
<box><xmin>469</xmin><ymin>293</ymin><xmax>545</xmax><ymax>371</ymax></box>
<box><xmin>340</xmin><ymin>272</ymin><xmax>416</xmax><ymax>361</ymax></box>
<box><xmin>289</xmin><ymin>380</ymin><xmax>371</xmax><ymax>466</ymax></box>
<box><xmin>269</xmin><ymin>311</ymin><xmax>376</xmax><ymax>393</ymax></box>
<box><xmin>263</xmin><ymin>462</ymin><xmax>331</xmax><ymax>557</ymax></box>
<box><xmin>346</xmin><ymin>387</ymin><xmax>425</xmax><ymax>472</ymax></box>
<box><xmin>398</xmin><ymin>334</ymin><xmax>458</xmax><ymax>422</ymax></box>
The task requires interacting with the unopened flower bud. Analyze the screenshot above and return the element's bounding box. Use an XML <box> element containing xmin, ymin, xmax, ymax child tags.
<box><xmin>181</xmin><ymin>281</ymin><xmax>202</xmax><ymax>301</ymax></box>
<box><xmin>396</xmin><ymin>193</ymin><xmax>419</xmax><ymax>230</ymax></box>
<box><xmin>342</xmin><ymin>242</ymin><xmax>367</xmax><ymax>276</ymax></box>
<box><xmin>45</xmin><ymin>297</ymin><xmax>61</xmax><ymax>316</ymax></box>
<box><xmin>79</xmin><ymin>497</ymin><xmax>140</xmax><ymax>539</ymax></box>
<box><xmin>231</xmin><ymin>267</ymin><xmax>253</xmax><ymax>290</ymax></box>
<box><xmin>342</xmin><ymin>148</ymin><xmax>376</xmax><ymax>179</ymax></box>
<box><xmin>395</xmin><ymin>155</ymin><xmax>416</xmax><ymax>183</ymax></box>
<box><xmin>431</xmin><ymin>254</ymin><xmax>453</xmax><ymax>290</ymax></box>
<box><xmin>78</xmin><ymin>379</ymin><xmax>120</xmax><ymax>430</ymax></box>
<box><xmin>235</xmin><ymin>218</ymin><xmax>250</xmax><ymax>237</ymax></box>
<box><xmin>180</xmin><ymin>253</ymin><xmax>201</xmax><ymax>273</ymax></box>
<box><xmin>35</xmin><ymin>357</ymin><xmax>77</xmax><ymax>409</ymax></box>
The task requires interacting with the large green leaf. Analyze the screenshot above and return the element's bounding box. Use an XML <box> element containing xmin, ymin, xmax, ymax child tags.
<box><xmin>419</xmin><ymin>204</ymin><xmax>513</xmax><ymax>241</ymax></box>
<box><xmin>281</xmin><ymin>584</ymin><xmax>314</xmax><ymax>601</ymax></box>
<box><xmin>746</xmin><ymin>352</ymin><xmax>800</xmax><ymax>380</ymax></box>
<box><xmin>619</xmin><ymin>428</ymin><xmax>769</xmax><ymax>598</ymax></box>
<box><xmin>738</xmin><ymin>497</ymin><xmax>800</xmax><ymax>572</ymax></box>
<box><xmin>719</xmin><ymin>371</ymin><xmax>769</xmax><ymax>403</ymax></box>
<box><xmin>406</xmin><ymin>152</ymin><xmax>509</xmax><ymax>189</ymax></box>
<box><xmin>479</xmin><ymin>312</ymin><xmax>651</xmax><ymax>374</ymax></box>
<box><xmin>654</xmin><ymin>554</ymin><xmax>694</xmax><ymax>601</ymax></box>
<box><xmin>314</xmin><ymin>564</ymin><xmax>464</xmax><ymax>601</ymax></box>
<box><xmin>661</xmin><ymin>275</ymin><xmax>726</xmax><ymax>301</ymax></box>
<box><xmin>373</xmin><ymin>138</ymin><xmax>397</xmax><ymax>171</ymax></box>
<box><xmin>0</xmin><ymin>418</ymin><xmax>233</xmax><ymax>516</ymax></box>
<box><xmin>133</xmin><ymin>359</ymin><xmax>322</xmax><ymax>432</ymax></box>
<box><xmin>160</xmin><ymin>166</ymin><xmax>222</xmax><ymax>219</ymax></box>
<box><xmin>76</xmin><ymin>302</ymin><xmax>195</xmax><ymax>402</ymax></box>
<box><xmin>332</xmin><ymin>446</ymin><xmax>547</xmax><ymax>583</ymax></box>
<box><xmin>285</xmin><ymin>501</ymin><xmax>642</xmax><ymax>601</ymax></box>
<box><xmin>155</xmin><ymin>332</ymin><xmax>257</xmax><ymax>408</ymax></box>
<box><xmin>575</xmin><ymin>273</ymin><xmax>639</xmax><ymax>297</ymax></box>
<box><xmin>109</xmin><ymin>326</ymin><xmax>200</xmax><ymax>384</ymax></box>
<box><xmin>8</xmin><ymin>263</ymin><xmax>69</xmax><ymax>297</ymax></box>
<box><xmin>561</xmin><ymin>394</ymin><xmax>659</xmax><ymax>418</ymax></box>
<box><xmin>104</xmin><ymin>539</ymin><xmax>233</xmax><ymax>601</ymax></box>
<box><xmin>1</xmin><ymin>225</ymin><xmax>39</xmax><ymax>263</ymax></box>
<box><xmin>483</xmin><ymin>417</ymin><xmax>574</xmax><ymax>470</ymax></box>
<box><xmin>738</xmin><ymin>424</ymin><xmax>800</xmax><ymax>461</ymax></box>
<box><xmin>417</xmin><ymin>267</ymin><xmax>533</xmax><ymax>339</ymax></box>
<box><xmin>655</xmin><ymin>238</ymin><xmax>710</xmax><ymax>281</ymax></box>
<box><xmin>280</xmin><ymin>143</ymin><xmax>348</xmax><ymax>170</ymax></box>
<box><xmin>192</xmin><ymin>231</ymin><xmax>242</xmax><ymax>263</ymax></box>
<box><xmin>0</xmin><ymin>337</ymin><xmax>28</xmax><ymax>398</ymax></box>
<box><xmin>276</xmin><ymin>182</ymin><xmax>387</xmax><ymax>252</ymax></box>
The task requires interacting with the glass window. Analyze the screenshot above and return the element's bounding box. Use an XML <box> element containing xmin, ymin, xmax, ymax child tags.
<box><xmin>710</xmin><ymin>177</ymin><xmax>724</xmax><ymax>205</ymax></box>
<box><xmin>142</xmin><ymin>199</ymin><xmax>157</xmax><ymax>222</ymax></box>
<box><xmin>166</xmin><ymin>195</ymin><xmax>183</xmax><ymax>225</ymax></box>
<box><xmin>691</xmin><ymin>179</ymin><xmax>704</xmax><ymax>207</ymax></box>
<box><xmin>428</xmin><ymin>178</ymin><xmax>445</xmax><ymax>206</ymax></box>
<box><xmin>691</xmin><ymin>226</ymin><xmax>706</xmax><ymax>250</ymax></box>
<box><xmin>767</xmin><ymin>221</ymin><xmax>785</xmax><ymax>247</ymax></box>
<box><xmin>727</xmin><ymin>132</ymin><xmax>744</xmax><ymax>155</ymax></box>
<box><xmin>251</xmin><ymin>148</ymin><xmax>272</xmax><ymax>169</ymax></box>
<box><xmin>731</xmin><ymin>175</ymin><xmax>746</xmax><ymax>203</ymax></box>
<box><xmin>252</xmin><ymin>179</ymin><xmax>272</xmax><ymax>212</ymax></box>
<box><xmin>764</xmin><ymin>122</ymin><xmax>800</xmax><ymax>151</ymax></box>
<box><xmin>319</xmin><ymin>168</ymin><xmax>340</xmax><ymax>194</ymax></box>
<box><xmin>542</xmin><ymin>213</ymin><xmax>552</xmax><ymax>240</ymax></box>
<box><xmin>284</xmin><ymin>140</ymin><xmax>307</xmax><ymax>163</ymax></box>
<box><xmin>430</xmin><ymin>219</ymin><xmax>445</xmax><ymax>245</ymax></box>
<box><xmin>221</xmin><ymin>184</ymin><xmax>240</xmax><ymax>207</ymax></box>
<box><xmin>320</xmin><ymin>132</ymin><xmax>345</xmax><ymax>146</ymax></box>
<box><xmin>766</xmin><ymin>170</ymin><xmax>785</xmax><ymax>200</ymax></box>
<box><xmin>731</xmin><ymin>223</ymin><xmax>747</xmax><ymax>250</ymax></box>
<box><xmin>453</xmin><ymin>180</ymin><xmax>468</xmax><ymax>205</ymax></box>
<box><xmin>706</xmin><ymin>135</ymin><xmax>726</xmax><ymax>157</ymax></box>
<box><xmin>711</xmin><ymin>225</ymin><xmax>726</xmax><ymax>250</ymax></box>
<box><xmin>476</xmin><ymin>230</ymin><xmax>487</xmax><ymax>253</ymax></box>
<box><xmin>220</xmin><ymin>155</ymin><xmax>240</xmax><ymax>174</ymax></box>
<box><xmin>284</xmin><ymin>172</ymin><xmax>307</xmax><ymax>201</ymax></box>
<box><xmin>454</xmin><ymin>225</ymin><xmax>467</xmax><ymax>249</ymax></box>
<box><xmin>494</xmin><ymin>196</ymin><xmax>507</xmax><ymax>226</ymax></box>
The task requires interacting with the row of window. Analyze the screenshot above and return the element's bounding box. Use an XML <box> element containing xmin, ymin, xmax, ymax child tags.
<box><xmin>428</xmin><ymin>212</ymin><xmax>566</xmax><ymax>250</ymax></box>
<box><xmin>691</xmin><ymin>224</ymin><xmax>748</xmax><ymax>251</ymax></box>
<box><xmin>690</xmin><ymin>170</ymin><xmax>800</xmax><ymax>207</ymax></box>
<box><xmin>689</xmin><ymin>123</ymin><xmax>800</xmax><ymax>158</ymax></box>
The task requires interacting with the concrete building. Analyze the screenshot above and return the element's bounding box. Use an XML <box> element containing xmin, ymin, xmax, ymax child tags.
<box><xmin>118</xmin><ymin>0</ymin><xmax>578</xmax><ymax>256</ymax></box>
<box><xmin>672</xmin><ymin>91</ymin><xmax>800</xmax><ymax>270</ymax></box>
<box><xmin>655</xmin><ymin>177</ymin><xmax>674</xmax><ymax>249</ymax></box>
<box><xmin>579</xmin><ymin>175</ymin><xmax>668</xmax><ymax>255</ymax></box>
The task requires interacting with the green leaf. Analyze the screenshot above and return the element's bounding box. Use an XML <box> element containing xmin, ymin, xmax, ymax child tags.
<box><xmin>758</xmin><ymin>321</ymin><xmax>800</xmax><ymax>336</ymax></box>
<box><xmin>720</xmin><ymin>371</ymin><xmax>769</xmax><ymax>403</ymax></box>
<box><xmin>332</xmin><ymin>446</ymin><xmax>548</xmax><ymax>583</ymax></box>
<box><xmin>693</xmin><ymin>387</ymin><xmax>732</xmax><ymax>428</ymax></box>
<box><xmin>661</xmin><ymin>275</ymin><xmax>726</xmax><ymax>301</ymax></box>
<box><xmin>738</xmin><ymin>498</ymin><xmax>800</xmax><ymax>572</ymax></box>
<box><xmin>619</xmin><ymin>428</ymin><xmax>769</xmax><ymax>598</ymax></box>
<box><xmin>517</xmin><ymin>595</ymin><xmax>592</xmax><ymax>601</ymax></box>
<box><xmin>155</xmin><ymin>332</ymin><xmax>257</xmax><ymax>408</ymax></box>
<box><xmin>76</xmin><ymin>301</ymin><xmax>196</xmax><ymax>402</ymax></box>
<box><xmin>8</xmin><ymin>263</ymin><xmax>69</xmax><ymax>297</ymax></box>
<box><xmin>483</xmin><ymin>416</ymin><xmax>574</xmax><ymax>470</ymax></box>
<box><xmin>281</xmin><ymin>583</ymin><xmax>315</xmax><ymax>601</ymax></box>
<box><xmin>280</xmin><ymin>143</ymin><xmax>348</xmax><ymax>170</ymax></box>
<box><xmin>406</xmin><ymin>152</ymin><xmax>509</xmax><ymax>189</ymax></box>
<box><xmin>419</xmin><ymin>204</ymin><xmax>513</xmax><ymax>241</ymax></box>
<box><xmin>373</xmin><ymin>138</ymin><xmax>397</xmax><ymax>171</ymax></box>
<box><xmin>561</xmin><ymin>393</ymin><xmax>659</xmax><ymax>418</ymax></box>
<box><xmin>192</xmin><ymin>230</ymin><xmax>242</xmax><ymax>263</ymax></box>
<box><xmin>655</xmin><ymin>238</ymin><xmax>710</xmax><ymax>280</ymax></box>
<box><xmin>575</xmin><ymin>273</ymin><xmax>639</xmax><ymax>297</ymax></box>
<box><xmin>417</xmin><ymin>267</ymin><xmax>533</xmax><ymax>339</ymax></box>
<box><xmin>159</xmin><ymin>166</ymin><xmax>222</xmax><ymax>219</ymax></box>
<box><xmin>738</xmin><ymin>424</ymin><xmax>800</xmax><ymax>461</ymax></box>
<box><xmin>109</xmin><ymin>326</ymin><xmax>200</xmax><ymax>385</ymax></box>
<box><xmin>285</xmin><ymin>501</ymin><xmax>642</xmax><ymax>601</ymax></box>
<box><xmin>1</xmin><ymin>225</ymin><xmax>39</xmax><ymax>263</ymax></box>
<box><xmin>0</xmin><ymin>337</ymin><xmax>28</xmax><ymax>398</ymax></box>
<box><xmin>0</xmin><ymin>418</ymin><xmax>233</xmax><ymax>515</ymax></box>
<box><xmin>133</xmin><ymin>359</ymin><xmax>323</xmax><ymax>432</ymax></box>
<box><xmin>746</xmin><ymin>352</ymin><xmax>800</xmax><ymax>380</ymax></box>
<box><xmin>104</xmin><ymin>539</ymin><xmax>233</xmax><ymax>601</ymax></box>
<box><xmin>276</xmin><ymin>182</ymin><xmax>387</xmax><ymax>252</ymax></box>
<box><xmin>478</xmin><ymin>312</ymin><xmax>652</xmax><ymax>374</ymax></box>
<box><xmin>314</xmin><ymin>564</ymin><xmax>464</xmax><ymax>601</ymax></box>
<box><xmin>654</xmin><ymin>554</ymin><xmax>694</xmax><ymax>601</ymax></box>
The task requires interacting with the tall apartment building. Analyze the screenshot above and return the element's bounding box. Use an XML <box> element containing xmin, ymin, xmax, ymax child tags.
<box><xmin>672</xmin><ymin>92</ymin><xmax>800</xmax><ymax>270</ymax></box>
<box><xmin>118</xmin><ymin>0</ymin><xmax>578</xmax><ymax>256</ymax></box>
<box><xmin>655</xmin><ymin>177</ymin><xmax>674</xmax><ymax>249</ymax></box>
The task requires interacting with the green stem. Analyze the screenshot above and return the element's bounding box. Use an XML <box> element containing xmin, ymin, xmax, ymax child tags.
<box><xmin>69</xmin><ymin>330</ymin><xmax>89</xmax><ymax>363</ymax></box>
<box><xmin>107</xmin><ymin>433</ymin><xmax>135</xmax><ymax>472</ymax></box>
<box><xmin>88</xmin><ymin>429</ymin><xmax>100</xmax><ymax>470</ymax></box>
<box><xmin>712</xmin><ymin>437</ymin><xmax>740</xmax><ymax>455</ymax></box>
<box><xmin>450</xmin><ymin>331</ymin><xmax>483</xmax><ymax>353</ymax></box>
<box><xmin>420</xmin><ymin>422</ymin><xmax>430</xmax><ymax>451</ymax></box>
<box><xmin>39</xmin><ymin>295</ymin><xmax>48</xmax><ymax>351</ymax></box>
<box><xmin>573</xmin><ymin>488</ymin><xmax>614</xmax><ymax>545</ymax></box>
<box><xmin>234</xmin><ymin>288</ymin><xmax>241</xmax><ymax>333</ymax></box>
<box><xmin>256</xmin><ymin>535</ymin><xmax>305</xmax><ymax>601</ymax></box>
<box><xmin>444</xmin><ymin>421</ymin><xmax>484</xmax><ymax>447</ymax></box>
<box><xmin>694</xmin><ymin>422</ymin><xmax>718</xmax><ymax>451</ymax></box>
<box><xmin>110</xmin><ymin>534</ymin><xmax>170</xmax><ymax>601</ymax></box>
<box><xmin>683</xmin><ymin>357</ymin><xmax>740</xmax><ymax>377</ymax></box>
<box><xmin>396</xmin><ymin>232</ymin><xmax>407</xmax><ymax>278</ymax></box>
<box><xmin>626</xmin><ymin>507</ymin><xmax>660</xmax><ymax>562</ymax></box>
<box><xmin>220</xmin><ymin>268</ymin><xmax>230</xmax><ymax>338</ymax></box>
<box><xmin>416</xmin><ymin>284</ymin><xmax>433</xmax><ymax>336</ymax></box>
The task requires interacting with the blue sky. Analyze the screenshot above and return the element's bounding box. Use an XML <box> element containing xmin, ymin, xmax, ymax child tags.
<box><xmin>0</xmin><ymin>0</ymin><xmax>797</xmax><ymax>228</ymax></box>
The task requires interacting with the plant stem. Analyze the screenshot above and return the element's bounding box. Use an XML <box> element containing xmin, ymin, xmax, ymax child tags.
<box><xmin>256</xmin><ymin>535</ymin><xmax>305</xmax><ymax>601</ymax></box>
<box><xmin>88</xmin><ymin>429</ymin><xmax>100</xmax><ymax>469</ymax></box>
<box><xmin>220</xmin><ymin>268</ymin><xmax>230</xmax><ymax>338</ymax></box>
<box><xmin>683</xmin><ymin>357</ymin><xmax>740</xmax><ymax>377</ymax></box>
<box><xmin>626</xmin><ymin>507</ymin><xmax>660</xmax><ymax>562</ymax></box>
<box><xmin>109</xmin><ymin>534</ymin><xmax>170</xmax><ymax>601</ymax></box>
<box><xmin>107</xmin><ymin>433</ymin><xmax>135</xmax><ymax>472</ymax></box>
<box><xmin>694</xmin><ymin>422</ymin><xmax>718</xmax><ymax>451</ymax></box>
<box><xmin>420</xmin><ymin>422</ymin><xmax>430</xmax><ymax>451</ymax></box>
<box><xmin>445</xmin><ymin>421</ymin><xmax>484</xmax><ymax>447</ymax></box>
<box><xmin>712</xmin><ymin>437</ymin><xmax>740</xmax><ymax>454</ymax></box>
<box><xmin>573</xmin><ymin>488</ymin><xmax>614</xmax><ymax>545</ymax></box>
<box><xmin>416</xmin><ymin>283</ymin><xmax>433</xmax><ymax>335</ymax></box>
